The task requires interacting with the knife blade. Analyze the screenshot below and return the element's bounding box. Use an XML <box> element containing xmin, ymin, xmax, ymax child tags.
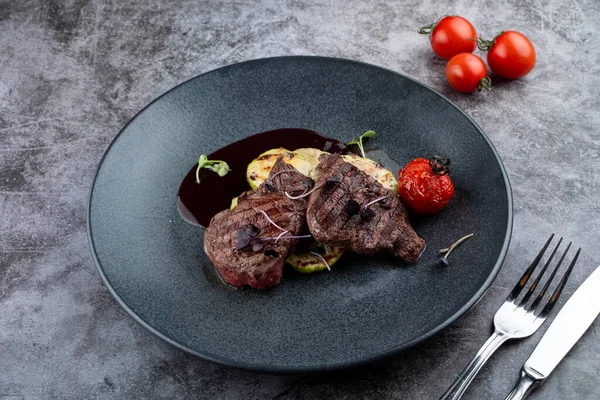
<box><xmin>525</xmin><ymin>265</ymin><xmax>600</xmax><ymax>378</ymax></box>
<box><xmin>504</xmin><ymin>265</ymin><xmax>600</xmax><ymax>400</ymax></box>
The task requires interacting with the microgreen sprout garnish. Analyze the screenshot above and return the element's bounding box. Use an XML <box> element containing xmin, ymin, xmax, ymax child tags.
<box><xmin>360</xmin><ymin>194</ymin><xmax>389</xmax><ymax>211</ymax></box>
<box><xmin>347</xmin><ymin>130</ymin><xmax>376</xmax><ymax>158</ymax></box>
<box><xmin>310</xmin><ymin>251</ymin><xmax>331</xmax><ymax>271</ymax></box>
<box><xmin>268</xmin><ymin>169</ymin><xmax>305</xmax><ymax>180</ymax></box>
<box><xmin>439</xmin><ymin>233</ymin><xmax>474</xmax><ymax>266</ymax></box>
<box><xmin>287</xmin><ymin>186</ymin><xmax>310</xmax><ymax>198</ymax></box>
<box><xmin>261</xmin><ymin>234</ymin><xmax>313</xmax><ymax>241</ymax></box>
<box><xmin>195</xmin><ymin>155</ymin><xmax>230</xmax><ymax>183</ymax></box>
<box><xmin>428</xmin><ymin>155</ymin><xmax>451</xmax><ymax>176</ymax></box>
<box><xmin>235</xmin><ymin>216</ymin><xmax>312</xmax><ymax>251</ymax></box>
<box><xmin>258</xmin><ymin>209</ymin><xmax>287</xmax><ymax>233</ymax></box>
<box><xmin>263</xmin><ymin>169</ymin><xmax>307</xmax><ymax>191</ymax></box>
<box><xmin>274</xmin><ymin>229</ymin><xmax>289</xmax><ymax>243</ymax></box>
<box><xmin>236</xmin><ymin>222</ymin><xmax>311</xmax><ymax>252</ymax></box>
<box><xmin>285</xmin><ymin>176</ymin><xmax>341</xmax><ymax>200</ymax></box>
<box><xmin>256</xmin><ymin>209</ymin><xmax>289</xmax><ymax>242</ymax></box>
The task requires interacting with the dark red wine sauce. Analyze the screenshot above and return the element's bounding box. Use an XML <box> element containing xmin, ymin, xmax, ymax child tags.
<box><xmin>177</xmin><ymin>128</ymin><xmax>350</xmax><ymax>227</ymax></box>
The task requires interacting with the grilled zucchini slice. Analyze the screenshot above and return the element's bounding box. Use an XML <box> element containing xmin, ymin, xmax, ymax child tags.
<box><xmin>246</xmin><ymin>148</ymin><xmax>312</xmax><ymax>190</ymax></box>
<box><xmin>287</xmin><ymin>243</ymin><xmax>345</xmax><ymax>274</ymax></box>
<box><xmin>341</xmin><ymin>155</ymin><xmax>398</xmax><ymax>193</ymax></box>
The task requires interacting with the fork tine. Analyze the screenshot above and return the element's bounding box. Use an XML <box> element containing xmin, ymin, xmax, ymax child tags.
<box><xmin>518</xmin><ymin>237</ymin><xmax>563</xmax><ymax>307</ymax></box>
<box><xmin>537</xmin><ymin>247</ymin><xmax>580</xmax><ymax>318</ymax></box>
<box><xmin>506</xmin><ymin>234</ymin><xmax>554</xmax><ymax>302</ymax></box>
<box><xmin>528</xmin><ymin>242</ymin><xmax>571</xmax><ymax>312</ymax></box>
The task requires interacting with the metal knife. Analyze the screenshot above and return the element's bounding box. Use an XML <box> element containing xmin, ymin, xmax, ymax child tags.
<box><xmin>505</xmin><ymin>265</ymin><xmax>600</xmax><ymax>400</ymax></box>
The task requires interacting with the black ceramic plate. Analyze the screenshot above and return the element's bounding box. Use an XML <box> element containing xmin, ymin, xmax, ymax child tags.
<box><xmin>88</xmin><ymin>56</ymin><xmax>512</xmax><ymax>373</ymax></box>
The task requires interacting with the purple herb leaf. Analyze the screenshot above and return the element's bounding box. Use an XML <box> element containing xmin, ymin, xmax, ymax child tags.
<box><xmin>236</xmin><ymin>229</ymin><xmax>251</xmax><ymax>250</ymax></box>
<box><xmin>251</xmin><ymin>239</ymin><xmax>264</xmax><ymax>252</ymax></box>
<box><xmin>360</xmin><ymin>208</ymin><xmax>376</xmax><ymax>222</ymax></box>
<box><xmin>344</xmin><ymin>199</ymin><xmax>361</xmax><ymax>215</ymax></box>
<box><xmin>321</xmin><ymin>176</ymin><xmax>342</xmax><ymax>194</ymax></box>
<box><xmin>440</xmin><ymin>257</ymin><xmax>450</xmax><ymax>267</ymax></box>
<box><xmin>236</xmin><ymin>224</ymin><xmax>261</xmax><ymax>250</ymax></box>
<box><xmin>244</xmin><ymin>223</ymin><xmax>260</xmax><ymax>237</ymax></box>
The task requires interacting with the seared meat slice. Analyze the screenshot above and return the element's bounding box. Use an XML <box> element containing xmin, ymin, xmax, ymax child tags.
<box><xmin>204</xmin><ymin>159</ymin><xmax>309</xmax><ymax>289</ymax></box>
<box><xmin>306</xmin><ymin>154</ymin><xmax>425</xmax><ymax>262</ymax></box>
<box><xmin>257</xmin><ymin>156</ymin><xmax>313</xmax><ymax>197</ymax></box>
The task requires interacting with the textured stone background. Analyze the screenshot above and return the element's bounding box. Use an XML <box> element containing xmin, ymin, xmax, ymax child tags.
<box><xmin>1</xmin><ymin>0</ymin><xmax>599</xmax><ymax>399</ymax></box>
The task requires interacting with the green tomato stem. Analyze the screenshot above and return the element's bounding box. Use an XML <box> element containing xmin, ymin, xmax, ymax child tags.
<box><xmin>476</xmin><ymin>31</ymin><xmax>504</xmax><ymax>51</ymax></box>
<box><xmin>478</xmin><ymin>77</ymin><xmax>492</xmax><ymax>92</ymax></box>
<box><xmin>418</xmin><ymin>22</ymin><xmax>436</xmax><ymax>35</ymax></box>
<box><xmin>417</xmin><ymin>15</ymin><xmax>450</xmax><ymax>35</ymax></box>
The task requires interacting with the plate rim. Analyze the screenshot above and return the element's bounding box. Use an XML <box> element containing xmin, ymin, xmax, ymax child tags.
<box><xmin>87</xmin><ymin>55</ymin><xmax>513</xmax><ymax>374</ymax></box>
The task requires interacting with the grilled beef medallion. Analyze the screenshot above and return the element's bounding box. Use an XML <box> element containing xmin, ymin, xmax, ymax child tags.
<box><xmin>306</xmin><ymin>154</ymin><xmax>425</xmax><ymax>262</ymax></box>
<box><xmin>204</xmin><ymin>158</ymin><xmax>312</xmax><ymax>289</ymax></box>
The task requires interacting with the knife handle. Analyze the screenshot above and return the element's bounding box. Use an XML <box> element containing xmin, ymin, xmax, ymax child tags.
<box><xmin>504</xmin><ymin>366</ymin><xmax>544</xmax><ymax>400</ymax></box>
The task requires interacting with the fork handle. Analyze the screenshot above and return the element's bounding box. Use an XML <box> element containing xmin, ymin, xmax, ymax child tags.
<box><xmin>439</xmin><ymin>330</ymin><xmax>510</xmax><ymax>400</ymax></box>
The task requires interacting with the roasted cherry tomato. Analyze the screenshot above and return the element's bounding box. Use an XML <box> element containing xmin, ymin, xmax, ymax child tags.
<box><xmin>419</xmin><ymin>16</ymin><xmax>477</xmax><ymax>60</ymax></box>
<box><xmin>446</xmin><ymin>53</ymin><xmax>491</xmax><ymax>93</ymax></box>
<box><xmin>479</xmin><ymin>31</ymin><xmax>536</xmax><ymax>79</ymax></box>
<box><xmin>397</xmin><ymin>157</ymin><xmax>454</xmax><ymax>215</ymax></box>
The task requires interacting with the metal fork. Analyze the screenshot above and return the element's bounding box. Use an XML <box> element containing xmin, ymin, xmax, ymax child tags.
<box><xmin>439</xmin><ymin>234</ymin><xmax>578</xmax><ymax>400</ymax></box>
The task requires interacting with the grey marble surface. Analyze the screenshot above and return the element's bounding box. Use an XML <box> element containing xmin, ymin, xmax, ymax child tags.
<box><xmin>1</xmin><ymin>0</ymin><xmax>599</xmax><ymax>399</ymax></box>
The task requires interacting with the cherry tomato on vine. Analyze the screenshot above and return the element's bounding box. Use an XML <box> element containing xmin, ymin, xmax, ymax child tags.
<box><xmin>446</xmin><ymin>53</ymin><xmax>491</xmax><ymax>93</ymax></box>
<box><xmin>418</xmin><ymin>16</ymin><xmax>477</xmax><ymax>60</ymax></box>
<box><xmin>397</xmin><ymin>157</ymin><xmax>454</xmax><ymax>215</ymax></box>
<box><xmin>478</xmin><ymin>31</ymin><xmax>536</xmax><ymax>79</ymax></box>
